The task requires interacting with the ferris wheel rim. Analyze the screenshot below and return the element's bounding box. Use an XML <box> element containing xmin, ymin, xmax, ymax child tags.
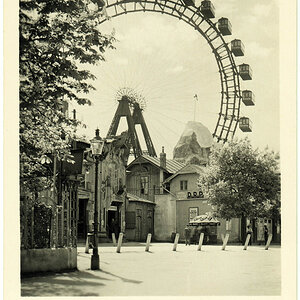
<box><xmin>98</xmin><ymin>0</ymin><xmax>243</xmax><ymax>143</ymax></box>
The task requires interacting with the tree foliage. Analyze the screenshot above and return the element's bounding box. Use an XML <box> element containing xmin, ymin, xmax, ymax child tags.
<box><xmin>198</xmin><ymin>138</ymin><xmax>280</xmax><ymax>220</ymax></box>
<box><xmin>20</xmin><ymin>0</ymin><xmax>115</xmax><ymax>192</ymax></box>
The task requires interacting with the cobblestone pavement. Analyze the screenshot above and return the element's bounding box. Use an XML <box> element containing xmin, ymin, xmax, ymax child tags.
<box><xmin>21</xmin><ymin>243</ymin><xmax>281</xmax><ymax>297</ymax></box>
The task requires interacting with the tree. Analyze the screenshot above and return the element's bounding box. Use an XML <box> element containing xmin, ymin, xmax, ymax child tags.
<box><xmin>20</xmin><ymin>0</ymin><xmax>115</xmax><ymax>192</ymax></box>
<box><xmin>198</xmin><ymin>138</ymin><xmax>280</xmax><ymax>220</ymax></box>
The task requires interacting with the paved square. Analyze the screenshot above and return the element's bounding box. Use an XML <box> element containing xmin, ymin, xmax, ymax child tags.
<box><xmin>21</xmin><ymin>243</ymin><xmax>281</xmax><ymax>296</ymax></box>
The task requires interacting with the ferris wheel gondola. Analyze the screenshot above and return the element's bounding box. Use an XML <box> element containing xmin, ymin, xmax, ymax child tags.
<box><xmin>242</xmin><ymin>90</ymin><xmax>255</xmax><ymax>106</ymax></box>
<box><xmin>200</xmin><ymin>1</ymin><xmax>215</xmax><ymax>19</ymax></box>
<box><xmin>97</xmin><ymin>0</ymin><xmax>254</xmax><ymax>143</ymax></box>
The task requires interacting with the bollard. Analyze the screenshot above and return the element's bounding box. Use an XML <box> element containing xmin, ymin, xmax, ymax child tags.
<box><xmin>172</xmin><ymin>233</ymin><xmax>180</xmax><ymax>251</ymax></box>
<box><xmin>145</xmin><ymin>233</ymin><xmax>152</xmax><ymax>252</ymax></box>
<box><xmin>116</xmin><ymin>233</ymin><xmax>124</xmax><ymax>253</ymax></box>
<box><xmin>197</xmin><ymin>233</ymin><xmax>204</xmax><ymax>251</ymax></box>
<box><xmin>243</xmin><ymin>234</ymin><xmax>251</xmax><ymax>250</ymax></box>
<box><xmin>85</xmin><ymin>234</ymin><xmax>90</xmax><ymax>254</ymax></box>
<box><xmin>112</xmin><ymin>233</ymin><xmax>117</xmax><ymax>246</ymax></box>
<box><xmin>221</xmin><ymin>233</ymin><xmax>230</xmax><ymax>250</ymax></box>
<box><xmin>221</xmin><ymin>233</ymin><xmax>225</xmax><ymax>243</ymax></box>
<box><xmin>264</xmin><ymin>234</ymin><xmax>273</xmax><ymax>250</ymax></box>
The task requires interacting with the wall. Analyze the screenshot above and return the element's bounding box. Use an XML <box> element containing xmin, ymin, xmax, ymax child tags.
<box><xmin>125</xmin><ymin>201</ymin><xmax>155</xmax><ymax>242</ymax></box>
<box><xmin>126</xmin><ymin>163</ymin><xmax>161</xmax><ymax>202</ymax></box>
<box><xmin>217</xmin><ymin>218</ymin><xmax>241</xmax><ymax>243</ymax></box>
<box><xmin>154</xmin><ymin>194</ymin><xmax>175</xmax><ymax>241</ymax></box>
<box><xmin>170</xmin><ymin>172</ymin><xmax>241</xmax><ymax>243</ymax></box>
<box><xmin>170</xmin><ymin>173</ymin><xmax>200</xmax><ymax>198</ymax></box>
<box><xmin>176</xmin><ymin>199</ymin><xmax>241</xmax><ymax>243</ymax></box>
<box><xmin>176</xmin><ymin>198</ymin><xmax>211</xmax><ymax>241</ymax></box>
<box><xmin>21</xmin><ymin>247</ymin><xmax>77</xmax><ymax>274</ymax></box>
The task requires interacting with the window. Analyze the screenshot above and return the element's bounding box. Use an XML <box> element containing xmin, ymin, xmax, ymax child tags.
<box><xmin>233</xmin><ymin>40</ymin><xmax>240</xmax><ymax>47</ymax></box>
<box><xmin>240</xmin><ymin>65</ymin><xmax>249</xmax><ymax>71</ymax></box>
<box><xmin>140</xmin><ymin>176</ymin><xmax>149</xmax><ymax>195</ymax></box>
<box><xmin>180</xmin><ymin>180</ymin><xmax>188</xmax><ymax>191</ymax></box>
<box><xmin>241</xmin><ymin>118</ymin><xmax>249</xmax><ymax>125</ymax></box>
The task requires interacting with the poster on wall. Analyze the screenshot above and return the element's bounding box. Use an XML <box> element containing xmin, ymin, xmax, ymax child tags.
<box><xmin>189</xmin><ymin>207</ymin><xmax>199</xmax><ymax>222</ymax></box>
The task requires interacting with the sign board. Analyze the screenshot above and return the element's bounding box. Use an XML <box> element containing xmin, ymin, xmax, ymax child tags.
<box><xmin>187</xmin><ymin>191</ymin><xmax>204</xmax><ymax>198</ymax></box>
<box><xmin>108</xmin><ymin>206</ymin><xmax>117</xmax><ymax>211</ymax></box>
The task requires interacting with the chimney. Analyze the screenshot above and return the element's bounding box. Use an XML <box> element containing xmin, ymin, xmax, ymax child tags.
<box><xmin>160</xmin><ymin>146</ymin><xmax>166</xmax><ymax>169</ymax></box>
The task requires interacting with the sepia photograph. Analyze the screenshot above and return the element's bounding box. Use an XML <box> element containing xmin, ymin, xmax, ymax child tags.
<box><xmin>2</xmin><ymin>0</ymin><xmax>297</xmax><ymax>298</ymax></box>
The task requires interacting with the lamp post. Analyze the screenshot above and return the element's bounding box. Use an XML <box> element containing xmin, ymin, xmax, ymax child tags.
<box><xmin>90</xmin><ymin>129</ymin><xmax>105</xmax><ymax>270</ymax></box>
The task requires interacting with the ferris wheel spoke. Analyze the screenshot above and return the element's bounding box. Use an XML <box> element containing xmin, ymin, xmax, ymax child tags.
<box><xmin>99</xmin><ymin>0</ymin><xmax>253</xmax><ymax>141</ymax></box>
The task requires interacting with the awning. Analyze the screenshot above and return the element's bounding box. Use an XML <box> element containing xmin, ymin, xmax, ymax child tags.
<box><xmin>189</xmin><ymin>213</ymin><xmax>220</xmax><ymax>226</ymax></box>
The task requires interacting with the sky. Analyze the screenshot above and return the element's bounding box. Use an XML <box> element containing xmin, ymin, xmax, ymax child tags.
<box><xmin>72</xmin><ymin>0</ymin><xmax>280</xmax><ymax>158</ymax></box>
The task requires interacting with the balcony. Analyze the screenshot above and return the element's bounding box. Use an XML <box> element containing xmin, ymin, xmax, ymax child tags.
<box><xmin>126</xmin><ymin>187</ymin><xmax>163</xmax><ymax>202</ymax></box>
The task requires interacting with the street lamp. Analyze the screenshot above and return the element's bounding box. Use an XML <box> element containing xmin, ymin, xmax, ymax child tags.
<box><xmin>90</xmin><ymin>128</ymin><xmax>105</xmax><ymax>270</ymax></box>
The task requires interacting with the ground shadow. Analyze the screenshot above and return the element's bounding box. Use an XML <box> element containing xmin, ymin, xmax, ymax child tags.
<box><xmin>100</xmin><ymin>269</ymin><xmax>143</xmax><ymax>284</ymax></box>
<box><xmin>21</xmin><ymin>269</ymin><xmax>111</xmax><ymax>297</ymax></box>
<box><xmin>115</xmin><ymin>250</ymin><xmax>146</xmax><ymax>254</ymax></box>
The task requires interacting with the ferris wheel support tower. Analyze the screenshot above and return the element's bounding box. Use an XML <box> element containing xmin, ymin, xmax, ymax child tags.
<box><xmin>106</xmin><ymin>96</ymin><xmax>157</xmax><ymax>158</ymax></box>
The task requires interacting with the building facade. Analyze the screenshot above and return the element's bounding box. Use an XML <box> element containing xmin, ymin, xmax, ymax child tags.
<box><xmin>125</xmin><ymin>150</ymin><xmax>184</xmax><ymax>241</ymax></box>
<box><xmin>78</xmin><ymin>133</ymin><xmax>129</xmax><ymax>242</ymax></box>
<box><xmin>157</xmin><ymin>164</ymin><xmax>241</xmax><ymax>243</ymax></box>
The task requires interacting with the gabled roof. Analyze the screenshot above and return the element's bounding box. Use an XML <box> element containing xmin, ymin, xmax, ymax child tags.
<box><xmin>163</xmin><ymin>164</ymin><xmax>205</xmax><ymax>183</ymax></box>
<box><xmin>127</xmin><ymin>155</ymin><xmax>184</xmax><ymax>174</ymax></box>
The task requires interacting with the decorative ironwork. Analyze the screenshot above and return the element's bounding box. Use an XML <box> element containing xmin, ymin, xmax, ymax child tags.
<box><xmin>20</xmin><ymin>179</ymin><xmax>79</xmax><ymax>249</ymax></box>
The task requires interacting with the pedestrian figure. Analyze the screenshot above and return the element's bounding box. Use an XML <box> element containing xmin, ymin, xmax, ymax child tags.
<box><xmin>246</xmin><ymin>224</ymin><xmax>253</xmax><ymax>245</ymax></box>
<box><xmin>190</xmin><ymin>226</ymin><xmax>196</xmax><ymax>244</ymax></box>
<box><xmin>264</xmin><ymin>225</ymin><xmax>269</xmax><ymax>245</ymax></box>
<box><xmin>111</xmin><ymin>218</ymin><xmax>119</xmax><ymax>240</ymax></box>
<box><xmin>184</xmin><ymin>225</ymin><xmax>191</xmax><ymax>246</ymax></box>
<box><xmin>204</xmin><ymin>226</ymin><xmax>210</xmax><ymax>244</ymax></box>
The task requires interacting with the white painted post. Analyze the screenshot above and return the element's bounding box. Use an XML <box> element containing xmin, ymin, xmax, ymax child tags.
<box><xmin>221</xmin><ymin>233</ymin><xmax>230</xmax><ymax>250</ymax></box>
<box><xmin>197</xmin><ymin>233</ymin><xmax>204</xmax><ymax>251</ymax></box>
<box><xmin>221</xmin><ymin>233</ymin><xmax>225</xmax><ymax>242</ymax></box>
<box><xmin>172</xmin><ymin>233</ymin><xmax>180</xmax><ymax>251</ymax></box>
<box><xmin>116</xmin><ymin>233</ymin><xmax>124</xmax><ymax>253</ymax></box>
<box><xmin>112</xmin><ymin>233</ymin><xmax>117</xmax><ymax>246</ymax></box>
<box><xmin>85</xmin><ymin>235</ymin><xmax>89</xmax><ymax>254</ymax></box>
<box><xmin>243</xmin><ymin>234</ymin><xmax>251</xmax><ymax>250</ymax></box>
<box><xmin>264</xmin><ymin>234</ymin><xmax>273</xmax><ymax>250</ymax></box>
<box><xmin>145</xmin><ymin>233</ymin><xmax>152</xmax><ymax>252</ymax></box>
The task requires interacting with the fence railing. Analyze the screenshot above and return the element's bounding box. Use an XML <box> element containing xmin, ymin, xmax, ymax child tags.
<box><xmin>20</xmin><ymin>180</ymin><xmax>79</xmax><ymax>249</ymax></box>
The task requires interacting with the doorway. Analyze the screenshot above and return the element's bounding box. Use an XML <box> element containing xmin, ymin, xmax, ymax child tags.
<box><xmin>78</xmin><ymin>198</ymin><xmax>88</xmax><ymax>239</ymax></box>
<box><xmin>107</xmin><ymin>208</ymin><xmax>119</xmax><ymax>239</ymax></box>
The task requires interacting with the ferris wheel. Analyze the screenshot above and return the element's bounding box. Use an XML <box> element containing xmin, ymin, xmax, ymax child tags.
<box><xmin>95</xmin><ymin>0</ymin><xmax>254</xmax><ymax>143</ymax></box>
